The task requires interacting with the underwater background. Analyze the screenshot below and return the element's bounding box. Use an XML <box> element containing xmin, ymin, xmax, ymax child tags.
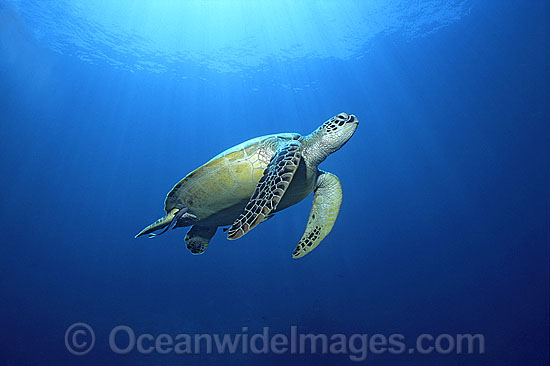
<box><xmin>0</xmin><ymin>0</ymin><xmax>548</xmax><ymax>365</ymax></box>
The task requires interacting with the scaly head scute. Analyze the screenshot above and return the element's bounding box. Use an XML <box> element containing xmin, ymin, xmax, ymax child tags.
<box><xmin>319</xmin><ymin>113</ymin><xmax>359</xmax><ymax>150</ymax></box>
<box><xmin>303</xmin><ymin>112</ymin><xmax>359</xmax><ymax>166</ymax></box>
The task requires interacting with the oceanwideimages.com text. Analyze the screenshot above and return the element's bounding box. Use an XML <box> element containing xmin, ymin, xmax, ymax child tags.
<box><xmin>65</xmin><ymin>323</ymin><xmax>485</xmax><ymax>361</ymax></box>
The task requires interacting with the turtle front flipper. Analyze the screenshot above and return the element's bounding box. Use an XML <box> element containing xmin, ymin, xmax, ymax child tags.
<box><xmin>185</xmin><ymin>225</ymin><xmax>217</xmax><ymax>255</ymax></box>
<box><xmin>292</xmin><ymin>171</ymin><xmax>342</xmax><ymax>258</ymax></box>
<box><xmin>227</xmin><ymin>140</ymin><xmax>302</xmax><ymax>240</ymax></box>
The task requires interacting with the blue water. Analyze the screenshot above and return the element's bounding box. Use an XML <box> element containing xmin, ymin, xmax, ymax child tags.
<box><xmin>1</xmin><ymin>1</ymin><xmax>548</xmax><ymax>365</ymax></box>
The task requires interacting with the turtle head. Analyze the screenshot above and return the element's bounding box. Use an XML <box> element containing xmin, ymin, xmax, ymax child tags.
<box><xmin>303</xmin><ymin>113</ymin><xmax>359</xmax><ymax>166</ymax></box>
<box><xmin>319</xmin><ymin>112</ymin><xmax>359</xmax><ymax>148</ymax></box>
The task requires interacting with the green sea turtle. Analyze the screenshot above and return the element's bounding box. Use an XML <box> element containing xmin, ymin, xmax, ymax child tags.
<box><xmin>136</xmin><ymin>112</ymin><xmax>359</xmax><ymax>258</ymax></box>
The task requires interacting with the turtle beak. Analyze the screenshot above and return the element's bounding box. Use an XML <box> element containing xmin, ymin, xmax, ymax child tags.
<box><xmin>343</xmin><ymin>115</ymin><xmax>358</xmax><ymax>136</ymax></box>
<box><xmin>346</xmin><ymin>114</ymin><xmax>358</xmax><ymax>125</ymax></box>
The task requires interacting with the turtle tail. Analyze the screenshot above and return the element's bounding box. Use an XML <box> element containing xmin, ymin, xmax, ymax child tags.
<box><xmin>135</xmin><ymin>208</ymin><xmax>187</xmax><ymax>238</ymax></box>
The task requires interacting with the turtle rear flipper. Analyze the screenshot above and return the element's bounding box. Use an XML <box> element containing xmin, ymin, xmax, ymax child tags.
<box><xmin>185</xmin><ymin>225</ymin><xmax>217</xmax><ymax>255</ymax></box>
<box><xmin>135</xmin><ymin>208</ymin><xmax>190</xmax><ymax>238</ymax></box>
<box><xmin>292</xmin><ymin>171</ymin><xmax>342</xmax><ymax>258</ymax></box>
